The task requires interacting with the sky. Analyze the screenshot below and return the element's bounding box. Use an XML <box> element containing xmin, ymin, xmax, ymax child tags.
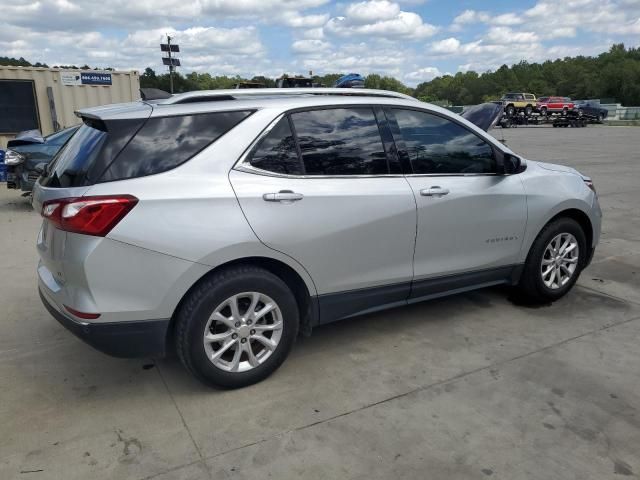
<box><xmin>1</xmin><ymin>0</ymin><xmax>639</xmax><ymax>86</ymax></box>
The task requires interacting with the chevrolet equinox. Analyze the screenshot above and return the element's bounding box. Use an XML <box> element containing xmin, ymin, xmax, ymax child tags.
<box><xmin>33</xmin><ymin>88</ymin><xmax>601</xmax><ymax>388</ymax></box>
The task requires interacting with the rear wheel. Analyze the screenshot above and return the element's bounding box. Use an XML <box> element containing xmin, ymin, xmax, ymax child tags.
<box><xmin>515</xmin><ymin>218</ymin><xmax>587</xmax><ymax>304</ymax></box>
<box><xmin>524</xmin><ymin>105</ymin><xmax>533</xmax><ymax>116</ymax></box>
<box><xmin>540</xmin><ymin>107</ymin><xmax>548</xmax><ymax>116</ymax></box>
<box><xmin>175</xmin><ymin>266</ymin><xmax>299</xmax><ymax>388</ymax></box>
<box><xmin>506</xmin><ymin>105</ymin><xmax>515</xmax><ymax>117</ymax></box>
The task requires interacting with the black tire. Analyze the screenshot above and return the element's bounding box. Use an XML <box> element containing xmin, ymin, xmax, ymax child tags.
<box><xmin>175</xmin><ymin>265</ymin><xmax>299</xmax><ymax>388</ymax></box>
<box><xmin>515</xmin><ymin>217</ymin><xmax>587</xmax><ymax>304</ymax></box>
<box><xmin>540</xmin><ymin>107</ymin><xmax>548</xmax><ymax>116</ymax></box>
<box><xmin>506</xmin><ymin>105</ymin><xmax>515</xmax><ymax>117</ymax></box>
<box><xmin>525</xmin><ymin>105</ymin><xmax>533</xmax><ymax>116</ymax></box>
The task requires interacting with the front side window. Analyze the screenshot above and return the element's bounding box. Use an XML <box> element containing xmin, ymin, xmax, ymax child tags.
<box><xmin>290</xmin><ymin>108</ymin><xmax>389</xmax><ymax>176</ymax></box>
<box><xmin>391</xmin><ymin>108</ymin><xmax>496</xmax><ymax>175</ymax></box>
<box><xmin>248</xmin><ymin>117</ymin><xmax>302</xmax><ymax>175</ymax></box>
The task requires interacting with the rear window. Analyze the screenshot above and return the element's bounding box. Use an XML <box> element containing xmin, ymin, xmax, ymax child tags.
<box><xmin>41</xmin><ymin>110</ymin><xmax>252</xmax><ymax>188</ymax></box>
<box><xmin>290</xmin><ymin>108</ymin><xmax>388</xmax><ymax>176</ymax></box>
<box><xmin>248</xmin><ymin>117</ymin><xmax>303</xmax><ymax>175</ymax></box>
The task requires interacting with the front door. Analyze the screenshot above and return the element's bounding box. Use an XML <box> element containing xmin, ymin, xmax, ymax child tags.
<box><xmin>385</xmin><ymin>107</ymin><xmax>527</xmax><ymax>298</ymax></box>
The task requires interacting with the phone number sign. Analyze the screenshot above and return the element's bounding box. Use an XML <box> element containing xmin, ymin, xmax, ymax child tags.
<box><xmin>60</xmin><ymin>72</ymin><xmax>112</xmax><ymax>86</ymax></box>
<box><xmin>80</xmin><ymin>73</ymin><xmax>112</xmax><ymax>85</ymax></box>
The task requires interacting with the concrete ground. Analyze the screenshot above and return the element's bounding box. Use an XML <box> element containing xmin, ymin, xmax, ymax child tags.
<box><xmin>1</xmin><ymin>126</ymin><xmax>639</xmax><ymax>480</ymax></box>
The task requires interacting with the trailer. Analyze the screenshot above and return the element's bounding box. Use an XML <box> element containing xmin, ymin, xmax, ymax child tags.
<box><xmin>552</xmin><ymin>111</ymin><xmax>589</xmax><ymax>128</ymax></box>
<box><xmin>499</xmin><ymin>110</ymin><xmax>595</xmax><ymax>128</ymax></box>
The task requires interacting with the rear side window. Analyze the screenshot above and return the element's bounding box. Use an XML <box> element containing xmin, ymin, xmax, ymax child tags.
<box><xmin>41</xmin><ymin>110</ymin><xmax>252</xmax><ymax>187</ymax></box>
<box><xmin>248</xmin><ymin>117</ymin><xmax>302</xmax><ymax>175</ymax></box>
<box><xmin>290</xmin><ymin>108</ymin><xmax>388</xmax><ymax>175</ymax></box>
<box><xmin>391</xmin><ymin>108</ymin><xmax>496</xmax><ymax>175</ymax></box>
<box><xmin>100</xmin><ymin>111</ymin><xmax>253</xmax><ymax>182</ymax></box>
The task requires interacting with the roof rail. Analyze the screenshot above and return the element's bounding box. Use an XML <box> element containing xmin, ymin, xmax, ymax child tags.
<box><xmin>159</xmin><ymin>88</ymin><xmax>418</xmax><ymax>105</ymax></box>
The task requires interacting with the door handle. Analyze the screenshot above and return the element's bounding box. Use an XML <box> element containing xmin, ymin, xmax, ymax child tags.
<box><xmin>420</xmin><ymin>186</ymin><xmax>450</xmax><ymax>197</ymax></box>
<box><xmin>263</xmin><ymin>190</ymin><xmax>304</xmax><ymax>202</ymax></box>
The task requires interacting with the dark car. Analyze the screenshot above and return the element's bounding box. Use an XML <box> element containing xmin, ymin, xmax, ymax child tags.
<box><xmin>4</xmin><ymin>126</ymin><xmax>79</xmax><ymax>192</ymax></box>
<box><xmin>334</xmin><ymin>73</ymin><xmax>365</xmax><ymax>88</ymax></box>
<box><xmin>574</xmin><ymin>100</ymin><xmax>608</xmax><ymax>122</ymax></box>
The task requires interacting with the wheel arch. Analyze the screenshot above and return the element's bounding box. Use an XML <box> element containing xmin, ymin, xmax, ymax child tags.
<box><xmin>547</xmin><ymin>209</ymin><xmax>593</xmax><ymax>260</ymax></box>
<box><xmin>523</xmin><ymin>208</ymin><xmax>594</xmax><ymax>269</ymax></box>
<box><xmin>168</xmin><ymin>256</ymin><xmax>318</xmax><ymax>348</ymax></box>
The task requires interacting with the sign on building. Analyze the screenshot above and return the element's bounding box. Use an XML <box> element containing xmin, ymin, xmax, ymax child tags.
<box><xmin>60</xmin><ymin>71</ymin><xmax>112</xmax><ymax>86</ymax></box>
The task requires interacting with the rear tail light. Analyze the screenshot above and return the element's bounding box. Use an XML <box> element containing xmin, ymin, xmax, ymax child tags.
<box><xmin>41</xmin><ymin>195</ymin><xmax>138</xmax><ymax>237</ymax></box>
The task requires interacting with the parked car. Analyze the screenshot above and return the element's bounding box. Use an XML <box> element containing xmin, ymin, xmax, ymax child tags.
<box><xmin>536</xmin><ymin>96</ymin><xmax>574</xmax><ymax>115</ymax></box>
<box><xmin>5</xmin><ymin>126</ymin><xmax>79</xmax><ymax>192</ymax></box>
<box><xmin>501</xmin><ymin>93</ymin><xmax>537</xmax><ymax>116</ymax></box>
<box><xmin>574</xmin><ymin>100</ymin><xmax>608</xmax><ymax>122</ymax></box>
<box><xmin>334</xmin><ymin>73</ymin><xmax>365</xmax><ymax>88</ymax></box>
<box><xmin>33</xmin><ymin>88</ymin><xmax>601</xmax><ymax>388</ymax></box>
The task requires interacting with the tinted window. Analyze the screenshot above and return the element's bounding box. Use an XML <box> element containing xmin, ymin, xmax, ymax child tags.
<box><xmin>42</xmin><ymin>123</ymin><xmax>109</xmax><ymax>188</ymax></box>
<box><xmin>248</xmin><ymin>117</ymin><xmax>302</xmax><ymax>175</ymax></box>
<box><xmin>42</xmin><ymin>111</ymin><xmax>252</xmax><ymax>187</ymax></box>
<box><xmin>290</xmin><ymin>108</ymin><xmax>388</xmax><ymax>175</ymax></box>
<box><xmin>100</xmin><ymin>111</ymin><xmax>252</xmax><ymax>182</ymax></box>
<box><xmin>391</xmin><ymin>109</ymin><xmax>496</xmax><ymax>175</ymax></box>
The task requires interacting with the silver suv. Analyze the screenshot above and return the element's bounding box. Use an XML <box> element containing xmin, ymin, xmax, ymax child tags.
<box><xmin>33</xmin><ymin>88</ymin><xmax>601</xmax><ymax>388</ymax></box>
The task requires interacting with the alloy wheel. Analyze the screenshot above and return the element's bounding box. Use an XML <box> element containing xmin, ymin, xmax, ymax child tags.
<box><xmin>541</xmin><ymin>233</ymin><xmax>580</xmax><ymax>290</ymax></box>
<box><xmin>203</xmin><ymin>292</ymin><xmax>283</xmax><ymax>372</ymax></box>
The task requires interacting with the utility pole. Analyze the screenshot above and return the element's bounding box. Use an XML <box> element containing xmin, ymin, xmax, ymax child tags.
<box><xmin>160</xmin><ymin>35</ymin><xmax>180</xmax><ymax>94</ymax></box>
<box><xmin>167</xmin><ymin>35</ymin><xmax>174</xmax><ymax>94</ymax></box>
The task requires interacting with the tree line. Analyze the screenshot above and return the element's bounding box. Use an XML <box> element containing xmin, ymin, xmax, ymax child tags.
<box><xmin>3</xmin><ymin>44</ymin><xmax>640</xmax><ymax>105</ymax></box>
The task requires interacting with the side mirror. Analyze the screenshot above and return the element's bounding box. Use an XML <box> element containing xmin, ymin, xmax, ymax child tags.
<box><xmin>502</xmin><ymin>153</ymin><xmax>522</xmax><ymax>175</ymax></box>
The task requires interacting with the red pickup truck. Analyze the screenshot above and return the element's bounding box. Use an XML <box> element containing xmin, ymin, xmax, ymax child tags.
<box><xmin>536</xmin><ymin>96</ymin><xmax>574</xmax><ymax>115</ymax></box>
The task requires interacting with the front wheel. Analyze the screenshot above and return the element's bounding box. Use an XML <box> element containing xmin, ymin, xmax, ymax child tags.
<box><xmin>175</xmin><ymin>266</ymin><xmax>299</xmax><ymax>388</ymax></box>
<box><xmin>515</xmin><ymin>218</ymin><xmax>587</xmax><ymax>304</ymax></box>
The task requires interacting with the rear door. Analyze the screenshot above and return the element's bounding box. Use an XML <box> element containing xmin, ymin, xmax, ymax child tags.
<box><xmin>385</xmin><ymin>107</ymin><xmax>527</xmax><ymax>299</ymax></box>
<box><xmin>230</xmin><ymin>106</ymin><xmax>417</xmax><ymax>320</ymax></box>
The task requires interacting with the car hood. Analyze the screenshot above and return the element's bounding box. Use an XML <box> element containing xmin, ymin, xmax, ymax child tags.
<box><xmin>534</xmin><ymin>161</ymin><xmax>588</xmax><ymax>179</ymax></box>
<box><xmin>460</xmin><ymin>102</ymin><xmax>503</xmax><ymax>132</ymax></box>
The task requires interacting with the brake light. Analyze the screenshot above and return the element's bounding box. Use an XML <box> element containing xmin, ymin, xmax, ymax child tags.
<box><xmin>41</xmin><ymin>195</ymin><xmax>138</xmax><ymax>237</ymax></box>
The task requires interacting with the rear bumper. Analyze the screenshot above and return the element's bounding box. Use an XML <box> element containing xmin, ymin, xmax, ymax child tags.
<box><xmin>39</xmin><ymin>288</ymin><xmax>169</xmax><ymax>358</ymax></box>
